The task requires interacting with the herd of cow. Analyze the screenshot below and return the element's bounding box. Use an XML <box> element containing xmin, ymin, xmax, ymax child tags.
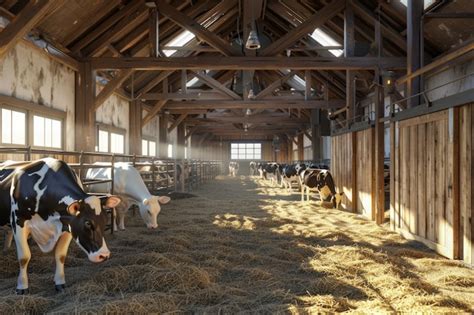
<box><xmin>0</xmin><ymin>158</ymin><xmax>171</xmax><ymax>294</ymax></box>
<box><xmin>229</xmin><ymin>161</ymin><xmax>344</xmax><ymax>208</ymax></box>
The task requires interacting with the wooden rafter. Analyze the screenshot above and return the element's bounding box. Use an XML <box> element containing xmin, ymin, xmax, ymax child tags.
<box><xmin>156</xmin><ymin>0</ymin><xmax>239</xmax><ymax>56</ymax></box>
<box><xmin>192</xmin><ymin>71</ymin><xmax>241</xmax><ymax>100</ymax></box>
<box><xmin>0</xmin><ymin>0</ymin><xmax>61</xmax><ymax>59</ymax></box>
<box><xmin>94</xmin><ymin>69</ymin><xmax>134</xmax><ymax>110</ymax></box>
<box><xmin>260</xmin><ymin>0</ymin><xmax>345</xmax><ymax>56</ymax></box>
<box><xmin>142</xmin><ymin>100</ymin><xmax>168</xmax><ymax>126</ymax></box>
<box><xmin>168</xmin><ymin>113</ymin><xmax>188</xmax><ymax>133</ymax></box>
<box><xmin>255</xmin><ymin>70</ymin><xmax>296</xmax><ymax>99</ymax></box>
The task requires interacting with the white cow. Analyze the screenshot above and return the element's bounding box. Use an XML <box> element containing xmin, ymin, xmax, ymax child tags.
<box><xmin>86</xmin><ymin>162</ymin><xmax>171</xmax><ymax>229</ymax></box>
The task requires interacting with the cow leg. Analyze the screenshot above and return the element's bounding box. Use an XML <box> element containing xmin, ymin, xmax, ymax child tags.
<box><xmin>112</xmin><ymin>208</ymin><xmax>118</xmax><ymax>232</ymax></box>
<box><xmin>301</xmin><ymin>185</ymin><xmax>304</xmax><ymax>202</ymax></box>
<box><xmin>118</xmin><ymin>208</ymin><xmax>126</xmax><ymax>231</ymax></box>
<box><xmin>54</xmin><ymin>232</ymin><xmax>72</xmax><ymax>292</ymax></box>
<box><xmin>14</xmin><ymin>226</ymin><xmax>31</xmax><ymax>294</ymax></box>
<box><xmin>3</xmin><ymin>229</ymin><xmax>13</xmax><ymax>253</ymax></box>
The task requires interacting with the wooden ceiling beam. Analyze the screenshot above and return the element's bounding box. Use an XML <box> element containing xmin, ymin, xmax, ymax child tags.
<box><xmin>89</xmin><ymin>56</ymin><xmax>405</xmax><ymax>70</ymax></box>
<box><xmin>140</xmin><ymin>91</ymin><xmax>233</xmax><ymax>101</ymax></box>
<box><xmin>260</xmin><ymin>0</ymin><xmax>345</xmax><ymax>56</ymax></box>
<box><xmin>142</xmin><ymin>100</ymin><xmax>168</xmax><ymax>126</ymax></box>
<box><xmin>162</xmin><ymin>99</ymin><xmax>345</xmax><ymax>110</ymax></box>
<box><xmin>255</xmin><ymin>70</ymin><xmax>297</xmax><ymax>99</ymax></box>
<box><xmin>156</xmin><ymin>0</ymin><xmax>239</xmax><ymax>56</ymax></box>
<box><xmin>94</xmin><ymin>69</ymin><xmax>134</xmax><ymax>110</ymax></box>
<box><xmin>168</xmin><ymin>113</ymin><xmax>188</xmax><ymax>133</ymax></box>
<box><xmin>0</xmin><ymin>0</ymin><xmax>61</xmax><ymax>59</ymax></box>
<box><xmin>192</xmin><ymin>71</ymin><xmax>241</xmax><ymax>100</ymax></box>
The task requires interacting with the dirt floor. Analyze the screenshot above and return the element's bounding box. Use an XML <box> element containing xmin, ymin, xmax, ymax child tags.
<box><xmin>1</xmin><ymin>175</ymin><xmax>473</xmax><ymax>313</ymax></box>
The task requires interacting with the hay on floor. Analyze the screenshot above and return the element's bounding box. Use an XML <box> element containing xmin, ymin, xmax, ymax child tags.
<box><xmin>0</xmin><ymin>175</ymin><xmax>473</xmax><ymax>313</ymax></box>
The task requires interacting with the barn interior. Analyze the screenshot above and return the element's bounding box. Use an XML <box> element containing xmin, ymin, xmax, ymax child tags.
<box><xmin>0</xmin><ymin>0</ymin><xmax>473</xmax><ymax>312</ymax></box>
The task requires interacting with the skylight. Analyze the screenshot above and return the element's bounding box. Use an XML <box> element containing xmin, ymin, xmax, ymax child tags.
<box><xmin>186</xmin><ymin>77</ymin><xmax>199</xmax><ymax>87</ymax></box>
<box><xmin>310</xmin><ymin>28</ymin><xmax>343</xmax><ymax>57</ymax></box>
<box><xmin>162</xmin><ymin>30</ymin><xmax>196</xmax><ymax>57</ymax></box>
<box><xmin>400</xmin><ymin>0</ymin><xmax>436</xmax><ymax>9</ymax></box>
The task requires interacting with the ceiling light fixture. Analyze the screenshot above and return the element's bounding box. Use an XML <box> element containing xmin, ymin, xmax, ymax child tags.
<box><xmin>245</xmin><ymin>4</ymin><xmax>261</xmax><ymax>50</ymax></box>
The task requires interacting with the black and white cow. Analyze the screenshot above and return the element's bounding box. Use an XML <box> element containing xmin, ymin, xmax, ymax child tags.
<box><xmin>0</xmin><ymin>158</ymin><xmax>121</xmax><ymax>294</ymax></box>
<box><xmin>258</xmin><ymin>162</ymin><xmax>280</xmax><ymax>186</ymax></box>
<box><xmin>249</xmin><ymin>161</ymin><xmax>257</xmax><ymax>176</ymax></box>
<box><xmin>300</xmin><ymin>168</ymin><xmax>344</xmax><ymax>208</ymax></box>
<box><xmin>281</xmin><ymin>163</ymin><xmax>306</xmax><ymax>192</ymax></box>
<box><xmin>228</xmin><ymin>162</ymin><xmax>239</xmax><ymax>177</ymax></box>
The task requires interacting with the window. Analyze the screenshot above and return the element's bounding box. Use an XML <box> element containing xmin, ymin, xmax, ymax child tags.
<box><xmin>33</xmin><ymin>115</ymin><xmax>62</xmax><ymax>148</ymax></box>
<box><xmin>142</xmin><ymin>139</ymin><xmax>157</xmax><ymax>156</ymax></box>
<box><xmin>168</xmin><ymin>144</ymin><xmax>173</xmax><ymax>158</ymax></box>
<box><xmin>400</xmin><ymin>0</ymin><xmax>436</xmax><ymax>9</ymax></box>
<box><xmin>96</xmin><ymin>126</ymin><xmax>125</xmax><ymax>154</ymax></box>
<box><xmin>1</xmin><ymin>108</ymin><xmax>26</xmax><ymax>145</ymax></box>
<box><xmin>230</xmin><ymin>143</ymin><xmax>261</xmax><ymax>160</ymax></box>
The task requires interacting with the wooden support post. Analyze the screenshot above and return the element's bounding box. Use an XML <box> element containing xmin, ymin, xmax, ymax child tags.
<box><xmin>311</xmin><ymin>109</ymin><xmax>322</xmax><ymax>162</ymax></box>
<box><xmin>129</xmin><ymin>100</ymin><xmax>142</xmax><ymax>155</ymax></box>
<box><xmin>375</xmin><ymin>72</ymin><xmax>385</xmax><ymax>224</ymax></box>
<box><xmin>407</xmin><ymin>0</ymin><xmax>423</xmax><ymax>108</ymax></box>
<box><xmin>159</xmin><ymin>112</ymin><xmax>169</xmax><ymax>158</ymax></box>
<box><xmin>75</xmin><ymin>62</ymin><xmax>96</xmax><ymax>152</ymax></box>
<box><xmin>345</xmin><ymin>0</ymin><xmax>356</xmax><ymax>124</ymax></box>
<box><xmin>177</xmin><ymin>122</ymin><xmax>186</xmax><ymax>192</ymax></box>
<box><xmin>351</xmin><ymin>131</ymin><xmax>358</xmax><ymax>213</ymax></box>
<box><xmin>149</xmin><ymin>6</ymin><xmax>159</xmax><ymax>57</ymax></box>
<box><xmin>449</xmin><ymin>107</ymin><xmax>460</xmax><ymax>259</ymax></box>
<box><xmin>181</xmin><ymin>69</ymin><xmax>187</xmax><ymax>94</ymax></box>
<box><xmin>297</xmin><ymin>133</ymin><xmax>304</xmax><ymax>161</ymax></box>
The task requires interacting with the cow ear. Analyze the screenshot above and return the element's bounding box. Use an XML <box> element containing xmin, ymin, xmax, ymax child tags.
<box><xmin>157</xmin><ymin>196</ymin><xmax>171</xmax><ymax>205</ymax></box>
<box><xmin>67</xmin><ymin>202</ymin><xmax>81</xmax><ymax>216</ymax></box>
<box><xmin>105</xmin><ymin>196</ymin><xmax>121</xmax><ymax>208</ymax></box>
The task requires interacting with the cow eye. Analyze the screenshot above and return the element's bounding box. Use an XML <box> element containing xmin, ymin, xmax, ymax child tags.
<box><xmin>84</xmin><ymin>220</ymin><xmax>93</xmax><ymax>230</ymax></box>
<box><xmin>147</xmin><ymin>210</ymin><xmax>152</xmax><ymax>216</ymax></box>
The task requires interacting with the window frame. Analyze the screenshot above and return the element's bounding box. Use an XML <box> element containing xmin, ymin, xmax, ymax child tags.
<box><xmin>0</xmin><ymin>96</ymin><xmax>66</xmax><ymax>149</ymax></box>
<box><xmin>142</xmin><ymin>136</ymin><xmax>157</xmax><ymax>157</ymax></box>
<box><xmin>230</xmin><ymin>142</ymin><xmax>262</xmax><ymax>160</ymax></box>
<box><xmin>96</xmin><ymin>124</ymin><xmax>126</xmax><ymax>154</ymax></box>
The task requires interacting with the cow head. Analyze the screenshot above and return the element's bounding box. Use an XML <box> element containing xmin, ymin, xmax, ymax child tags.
<box><xmin>140</xmin><ymin>195</ymin><xmax>171</xmax><ymax>229</ymax></box>
<box><xmin>66</xmin><ymin>195</ymin><xmax>121</xmax><ymax>263</ymax></box>
<box><xmin>331</xmin><ymin>192</ymin><xmax>344</xmax><ymax>209</ymax></box>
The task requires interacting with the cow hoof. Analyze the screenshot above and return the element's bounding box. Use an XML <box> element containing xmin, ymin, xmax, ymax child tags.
<box><xmin>16</xmin><ymin>288</ymin><xmax>29</xmax><ymax>295</ymax></box>
<box><xmin>55</xmin><ymin>284</ymin><xmax>66</xmax><ymax>292</ymax></box>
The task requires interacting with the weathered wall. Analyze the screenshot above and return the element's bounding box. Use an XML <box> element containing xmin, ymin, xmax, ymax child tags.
<box><xmin>425</xmin><ymin>60</ymin><xmax>474</xmax><ymax>102</ymax></box>
<box><xmin>95</xmin><ymin>85</ymin><xmax>130</xmax><ymax>153</ymax></box>
<box><xmin>142</xmin><ymin>109</ymin><xmax>159</xmax><ymax>139</ymax></box>
<box><xmin>0</xmin><ymin>41</ymin><xmax>75</xmax><ymax>150</ymax></box>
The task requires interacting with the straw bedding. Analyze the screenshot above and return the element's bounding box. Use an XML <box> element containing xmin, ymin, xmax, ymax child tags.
<box><xmin>0</xmin><ymin>175</ymin><xmax>473</xmax><ymax>313</ymax></box>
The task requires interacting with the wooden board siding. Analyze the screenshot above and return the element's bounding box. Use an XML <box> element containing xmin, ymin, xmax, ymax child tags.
<box><xmin>331</xmin><ymin>128</ymin><xmax>374</xmax><ymax>217</ymax></box>
<box><xmin>356</xmin><ymin>128</ymin><xmax>375</xmax><ymax>219</ymax></box>
<box><xmin>331</xmin><ymin>132</ymin><xmax>354</xmax><ymax>212</ymax></box>
<box><xmin>390</xmin><ymin>109</ymin><xmax>460</xmax><ymax>259</ymax></box>
<box><xmin>460</xmin><ymin>103</ymin><xmax>474</xmax><ymax>265</ymax></box>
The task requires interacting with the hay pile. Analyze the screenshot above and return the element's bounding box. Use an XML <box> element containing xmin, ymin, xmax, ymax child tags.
<box><xmin>0</xmin><ymin>175</ymin><xmax>473</xmax><ymax>313</ymax></box>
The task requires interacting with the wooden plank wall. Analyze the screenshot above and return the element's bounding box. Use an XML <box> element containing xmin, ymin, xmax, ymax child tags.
<box><xmin>331</xmin><ymin>132</ymin><xmax>354</xmax><ymax>211</ymax></box>
<box><xmin>356</xmin><ymin>128</ymin><xmax>375</xmax><ymax>220</ymax></box>
<box><xmin>391</xmin><ymin>110</ymin><xmax>458</xmax><ymax>259</ymax></box>
<box><xmin>460</xmin><ymin>103</ymin><xmax>474</xmax><ymax>265</ymax></box>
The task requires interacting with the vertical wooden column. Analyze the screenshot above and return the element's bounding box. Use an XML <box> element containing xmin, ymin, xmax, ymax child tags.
<box><xmin>449</xmin><ymin>107</ymin><xmax>460</xmax><ymax>259</ymax></box>
<box><xmin>375</xmin><ymin>73</ymin><xmax>385</xmax><ymax>224</ymax></box>
<box><xmin>177</xmin><ymin>122</ymin><xmax>186</xmax><ymax>192</ymax></box>
<box><xmin>129</xmin><ymin>100</ymin><xmax>142</xmax><ymax>155</ymax></box>
<box><xmin>344</xmin><ymin>0</ymin><xmax>355</xmax><ymax>123</ymax></box>
<box><xmin>149</xmin><ymin>6</ymin><xmax>159</xmax><ymax>57</ymax></box>
<box><xmin>311</xmin><ymin>109</ymin><xmax>322</xmax><ymax>162</ymax></box>
<box><xmin>75</xmin><ymin>62</ymin><xmax>96</xmax><ymax>152</ymax></box>
<box><xmin>407</xmin><ymin>0</ymin><xmax>423</xmax><ymax>108</ymax></box>
<box><xmin>287</xmin><ymin>137</ymin><xmax>293</xmax><ymax>162</ymax></box>
<box><xmin>297</xmin><ymin>133</ymin><xmax>304</xmax><ymax>161</ymax></box>
<box><xmin>159</xmin><ymin>112</ymin><xmax>169</xmax><ymax>158</ymax></box>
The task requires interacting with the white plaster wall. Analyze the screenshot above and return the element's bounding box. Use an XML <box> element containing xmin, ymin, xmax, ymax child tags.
<box><xmin>95</xmin><ymin>85</ymin><xmax>130</xmax><ymax>153</ymax></box>
<box><xmin>142</xmin><ymin>109</ymin><xmax>159</xmax><ymax>139</ymax></box>
<box><xmin>425</xmin><ymin>60</ymin><xmax>474</xmax><ymax>101</ymax></box>
<box><xmin>0</xmin><ymin>42</ymin><xmax>75</xmax><ymax>150</ymax></box>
